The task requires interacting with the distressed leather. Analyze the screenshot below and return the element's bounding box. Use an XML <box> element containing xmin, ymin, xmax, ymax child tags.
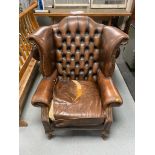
<box><xmin>32</xmin><ymin>70</ymin><xmax>57</xmax><ymax>107</ymax></box>
<box><xmin>50</xmin><ymin>80</ymin><xmax>105</xmax><ymax>127</ymax></box>
<box><xmin>97</xmin><ymin>69</ymin><xmax>123</xmax><ymax>108</ymax></box>
<box><xmin>28</xmin><ymin>16</ymin><xmax>128</xmax><ymax>128</ymax></box>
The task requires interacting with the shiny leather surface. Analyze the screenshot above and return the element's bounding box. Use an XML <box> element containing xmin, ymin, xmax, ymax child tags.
<box><xmin>53</xmin><ymin>16</ymin><xmax>102</xmax><ymax>81</ymax></box>
<box><xmin>100</xmin><ymin>26</ymin><xmax>129</xmax><ymax>77</ymax></box>
<box><xmin>28</xmin><ymin>16</ymin><xmax>129</xmax><ymax>129</ymax></box>
<box><xmin>97</xmin><ymin>69</ymin><xmax>123</xmax><ymax>108</ymax></box>
<box><xmin>51</xmin><ymin>80</ymin><xmax>105</xmax><ymax>127</ymax></box>
<box><xmin>32</xmin><ymin>70</ymin><xmax>57</xmax><ymax>107</ymax></box>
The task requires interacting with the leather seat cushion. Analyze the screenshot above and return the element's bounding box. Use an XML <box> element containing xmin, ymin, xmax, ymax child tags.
<box><xmin>49</xmin><ymin>80</ymin><xmax>105</xmax><ymax>127</ymax></box>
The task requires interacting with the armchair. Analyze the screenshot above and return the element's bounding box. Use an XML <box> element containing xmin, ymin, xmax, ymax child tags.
<box><xmin>28</xmin><ymin>16</ymin><xmax>128</xmax><ymax>139</ymax></box>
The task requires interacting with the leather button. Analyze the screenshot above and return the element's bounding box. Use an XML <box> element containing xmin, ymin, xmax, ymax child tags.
<box><xmin>70</xmin><ymin>70</ymin><xmax>75</xmax><ymax>79</ymax></box>
<box><xmin>84</xmin><ymin>63</ymin><xmax>89</xmax><ymax>74</ymax></box>
<box><xmin>79</xmin><ymin>69</ymin><xmax>84</xmax><ymax>80</ymax></box>
<box><xmin>66</xmin><ymin>64</ymin><xmax>70</xmax><ymax>75</ymax></box>
<box><xmin>93</xmin><ymin>75</ymin><xmax>97</xmax><ymax>81</ymax></box>
<box><xmin>62</xmin><ymin>53</ymin><xmax>66</xmax><ymax>58</ymax></box>
<box><xmin>80</xmin><ymin>54</ymin><xmax>84</xmax><ymax>59</ymax></box>
<box><xmin>94</xmin><ymin>45</ymin><xmax>98</xmax><ymax>50</ymax></box>
<box><xmin>85</xmin><ymin>61</ymin><xmax>89</xmax><ymax>66</ymax></box>
<box><xmin>62</xmin><ymin>37</ymin><xmax>66</xmax><ymax>43</ymax></box>
<box><xmin>58</xmin><ymin>46</ymin><xmax>62</xmax><ymax>51</ymax></box>
<box><xmin>85</xmin><ymin>29</ymin><xmax>89</xmax><ymax>35</ymax></box>
<box><xmin>66</xmin><ymin>61</ymin><xmax>70</xmax><ymax>65</ymax></box>
<box><xmin>76</xmin><ymin>46</ymin><xmax>80</xmax><ymax>51</ymax></box>
<box><xmin>94</xmin><ymin>29</ymin><xmax>99</xmax><ymax>35</ymax></box>
<box><xmin>89</xmin><ymin>58</ymin><xmax>93</xmax><ymax>67</ymax></box>
<box><xmin>66</xmin><ymin>30</ymin><xmax>71</xmax><ymax>36</ymax></box>
<box><xmin>75</xmin><ymin>63</ymin><xmax>80</xmax><ymax>75</ymax></box>
<box><xmin>85</xmin><ymin>46</ymin><xmax>89</xmax><ymax>51</ymax></box>
<box><xmin>76</xmin><ymin>29</ymin><xmax>80</xmax><ymax>35</ymax></box>
<box><xmin>90</xmin><ymin>37</ymin><xmax>94</xmax><ymax>43</ymax></box>
<box><xmin>88</xmin><ymin>69</ymin><xmax>93</xmax><ymax>81</ymax></box>
<box><xmin>80</xmin><ymin>37</ymin><xmax>84</xmax><ymax>43</ymax></box>
<box><xmin>57</xmin><ymin>30</ymin><xmax>61</xmax><ymax>36</ymax></box>
<box><xmin>90</xmin><ymin>53</ymin><xmax>93</xmax><ymax>58</ymax></box>
<box><xmin>66</xmin><ymin>75</ymin><xmax>70</xmax><ymax>80</ymax></box>
<box><xmin>84</xmin><ymin>76</ymin><xmax>88</xmax><ymax>80</ymax></box>
<box><xmin>71</xmin><ymin>38</ymin><xmax>75</xmax><ymax>44</ymax></box>
<box><xmin>70</xmin><ymin>58</ymin><xmax>75</xmax><ymax>69</ymax></box>
<box><xmin>62</xmin><ymin>57</ymin><xmax>66</xmax><ymax>66</ymax></box>
<box><xmin>67</xmin><ymin>46</ymin><xmax>70</xmax><ymax>51</ymax></box>
<box><xmin>62</xmin><ymin>69</ymin><xmax>67</xmax><ymax>77</ymax></box>
<box><xmin>79</xmin><ymin>57</ymin><xmax>85</xmax><ymax>69</ymax></box>
<box><xmin>71</xmin><ymin>54</ymin><xmax>75</xmax><ymax>59</ymax></box>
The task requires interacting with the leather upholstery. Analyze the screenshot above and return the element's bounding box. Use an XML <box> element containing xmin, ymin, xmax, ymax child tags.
<box><xmin>29</xmin><ymin>26</ymin><xmax>56</xmax><ymax>77</ymax></box>
<box><xmin>50</xmin><ymin>80</ymin><xmax>105</xmax><ymax>127</ymax></box>
<box><xmin>32</xmin><ymin>70</ymin><xmax>57</xmax><ymax>107</ymax></box>
<box><xmin>53</xmin><ymin>16</ymin><xmax>102</xmax><ymax>81</ymax></box>
<box><xmin>101</xmin><ymin>26</ymin><xmax>129</xmax><ymax>77</ymax></box>
<box><xmin>28</xmin><ymin>16</ymin><xmax>129</xmax><ymax>130</ymax></box>
<box><xmin>97</xmin><ymin>69</ymin><xmax>123</xmax><ymax>108</ymax></box>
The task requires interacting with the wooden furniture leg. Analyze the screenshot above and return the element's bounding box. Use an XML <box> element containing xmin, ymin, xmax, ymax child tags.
<box><xmin>101</xmin><ymin>107</ymin><xmax>113</xmax><ymax>139</ymax></box>
<box><xmin>41</xmin><ymin>107</ymin><xmax>54</xmax><ymax>139</ymax></box>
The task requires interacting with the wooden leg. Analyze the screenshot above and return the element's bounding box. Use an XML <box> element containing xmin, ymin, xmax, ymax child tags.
<box><xmin>101</xmin><ymin>107</ymin><xmax>113</xmax><ymax>139</ymax></box>
<box><xmin>47</xmin><ymin>130</ymin><xmax>54</xmax><ymax>139</ymax></box>
<box><xmin>101</xmin><ymin>130</ymin><xmax>109</xmax><ymax>139</ymax></box>
<box><xmin>19</xmin><ymin>119</ymin><xmax>28</xmax><ymax>127</ymax></box>
<box><xmin>41</xmin><ymin>107</ymin><xmax>54</xmax><ymax>139</ymax></box>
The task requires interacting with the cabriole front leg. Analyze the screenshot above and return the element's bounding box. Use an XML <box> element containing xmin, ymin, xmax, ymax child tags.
<box><xmin>41</xmin><ymin>107</ymin><xmax>54</xmax><ymax>139</ymax></box>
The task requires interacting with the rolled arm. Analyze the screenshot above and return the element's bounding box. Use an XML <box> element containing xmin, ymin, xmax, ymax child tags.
<box><xmin>28</xmin><ymin>26</ymin><xmax>54</xmax><ymax>77</ymax></box>
<box><xmin>102</xmin><ymin>26</ymin><xmax>129</xmax><ymax>77</ymax></box>
<box><xmin>32</xmin><ymin>70</ymin><xmax>57</xmax><ymax>107</ymax></box>
<box><xmin>97</xmin><ymin>70</ymin><xmax>123</xmax><ymax>108</ymax></box>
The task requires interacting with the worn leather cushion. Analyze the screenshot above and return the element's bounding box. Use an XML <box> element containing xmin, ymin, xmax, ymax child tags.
<box><xmin>49</xmin><ymin>80</ymin><xmax>105</xmax><ymax>127</ymax></box>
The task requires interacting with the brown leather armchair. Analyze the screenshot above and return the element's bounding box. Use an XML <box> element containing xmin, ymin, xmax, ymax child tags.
<box><xmin>28</xmin><ymin>16</ymin><xmax>129</xmax><ymax>139</ymax></box>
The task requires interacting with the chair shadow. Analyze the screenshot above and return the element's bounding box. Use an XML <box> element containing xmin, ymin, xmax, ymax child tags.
<box><xmin>54</xmin><ymin>129</ymin><xmax>102</xmax><ymax>138</ymax></box>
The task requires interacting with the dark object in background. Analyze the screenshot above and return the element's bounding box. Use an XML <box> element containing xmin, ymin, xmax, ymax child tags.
<box><xmin>123</xmin><ymin>24</ymin><xmax>135</xmax><ymax>70</ymax></box>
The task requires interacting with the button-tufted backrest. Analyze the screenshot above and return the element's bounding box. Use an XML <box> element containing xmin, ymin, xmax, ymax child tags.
<box><xmin>53</xmin><ymin>16</ymin><xmax>103</xmax><ymax>81</ymax></box>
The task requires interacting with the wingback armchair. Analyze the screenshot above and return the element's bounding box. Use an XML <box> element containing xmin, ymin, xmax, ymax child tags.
<box><xmin>28</xmin><ymin>16</ymin><xmax>129</xmax><ymax>139</ymax></box>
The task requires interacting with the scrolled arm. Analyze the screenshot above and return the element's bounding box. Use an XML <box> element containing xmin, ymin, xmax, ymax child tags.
<box><xmin>32</xmin><ymin>70</ymin><xmax>57</xmax><ymax>107</ymax></box>
<box><xmin>102</xmin><ymin>26</ymin><xmax>129</xmax><ymax>77</ymax></box>
<box><xmin>97</xmin><ymin>70</ymin><xmax>123</xmax><ymax>108</ymax></box>
<box><xmin>28</xmin><ymin>26</ymin><xmax>55</xmax><ymax>77</ymax></box>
